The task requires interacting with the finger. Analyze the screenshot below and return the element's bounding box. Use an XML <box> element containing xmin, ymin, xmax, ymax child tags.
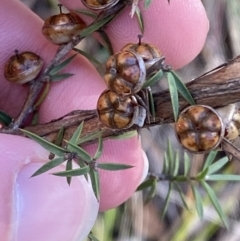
<box><xmin>0</xmin><ymin>0</ymin><xmax>105</xmax><ymax>118</ymax></box>
<box><xmin>0</xmin><ymin>134</ymin><xmax>98</xmax><ymax>241</ymax></box>
<box><xmin>60</xmin><ymin>0</ymin><xmax>209</xmax><ymax>69</ymax></box>
<box><xmin>0</xmin><ymin>0</ymin><xmax>145</xmax><ymax>211</ymax></box>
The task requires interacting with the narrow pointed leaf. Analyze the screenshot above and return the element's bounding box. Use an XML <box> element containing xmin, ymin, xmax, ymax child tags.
<box><xmin>88</xmin><ymin>232</ymin><xmax>99</xmax><ymax>241</ymax></box>
<box><xmin>89</xmin><ymin>169</ymin><xmax>100</xmax><ymax>201</ymax></box>
<box><xmin>207</xmin><ymin>157</ymin><xmax>229</xmax><ymax>175</ymax></box>
<box><xmin>54</xmin><ymin>127</ymin><xmax>65</xmax><ymax>147</ymax></box>
<box><xmin>50</xmin><ymin>73</ymin><xmax>74</xmax><ymax>82</ymax></box>
<box><xmin>196</xmin><ymin>167</ymin><xmax>209</xmax><ymax>180</ymax></box>
<box><xmin>0</xmin><ymin>110</ymin><xmax>12</xmax><ymax>126</ymax></box>
<box><xmin>201</xmin><ymin>181</ymin><xmax>229</xmax><ymax>228</ymax></box>
<box><xmin>31</xmin><ymin>157</ymin><xmax>65</xmax><ymax>177</ymax></box>
<box><xmin>65</xmin><ymin>141</ymin><xmax>92</xmax><ymax>163</ymax></box>
<box><xmin>68</xmin><ymin>121</ymin><xmax>84</xmax><ymax>147</ymax></box>
<box><xmin>74</xmin><ymin>9</ymin><xmax>97</xmax><ymax>19</ymax></box>
<box><xmin>167</xmin><ymin>139</ymin><xmax>175</xmax><ymax>174</ymax></box>
<box><xmin>206</xmin><ymin>174</ymin><xmax>240</xmax><ymax>181</ymax></box>
<box><xmin>145</xmin><ymin>178</ymin><xmax>157</xmax><ymax>203</ymax></box>
<box><xmin>73</xmin><ymin>48</ymin><xmax>102</xmax><ymax>66</ymax></box>
<box><xmin>66</xmin><ymin>160</ymin><xmax>73</xmax><ymax>185</ymax></box>
<box><xmin>34</xmin><ymin>82</ymin><xmax>50</xmax><ymax>108</ymax></box>
<box><xmin>78</xmin><ymin>130</ymin><xmax>103</xmax><ymax>144</ymax></box>
<box><xmin>161</xmin><ymin>182</ymin><xmax>173</xmax><ymax>219</ymax></box>
<box><xmin>190</xmin><ymin>183</ymin><xmax>203</xmax><ymax>219</ymax></box>
<box><xmin>96</xmin><ymin>30</ymin><xmax>114</xmax><ymax>55</ymax></box>
<box><xmin>148</xmin><ymin>90</ymin><xmax>155</xmax><ymax>119</ymax></box>
<box><xmin>52</xmin><ymin>166</ymin><xmax>90</xmax><ymax>177</ymax></box>
<box><xmin>93</xmin><ymin>137</ymin><xmax>103</xmax><ymax>160</ymax></box>
<box><xmin>49</xmin><ymin>54</ymin><xmax>77</xmax><ymax>75</ymax></box>
<box><xmin>202</xmin><ymin>150</ymin><xmax>218</xmax><ymax>171</ymax></box>
<box><xmin>137</xmin><ymin>177</ymin><xmax>154</xmax><ymax>191</ymax></box>
<box><xmin>167</xmin><ymin>72</ymin><xmax>179</xmax><ymax>121</ymax></box>
<box><xmin>80</xmin><ymin>15</ymin><xmax>114</xmax><ymax>37</ymax></box>
<box><xmin>135</xmin><ymin>6</ymin><xmax>144</xmax><ymax>34</ymax></box>
<box><xmin>163</xmin><ymin>152</ymin><xmax>169</xmax><ymax>174</ymax></box>
<box><xmin>98</xmin><ymin>163</ymin><xmax>134</xmax><ymax>171</ymax></box>
<box><xmin>172</xmin><ymin>150</ymin><xmax>179</xmax><ymax>176</ymax></box>
<box><xmin>143</xmin><ymin>69</ymin><xmax>164</xmax><ymax>88</ymax></box>
<box><xmin>174</xmin><ymin>182</ymin><xmax>189</xmax><ymax>210</ymax></box>
<box><xmin>20</xmin><ymin>129</ymin><xmax>66</xmax><ymax>156</ymax></box>
<box><xmin>169</xmin><ymin>70</ymin><xmax>195</xmax><ymax>105</ymax></box>
<box><xmin>184</xmin><ymin>152</ymin><xmax>191</xmax><ymax>176</ymax></box>
<box><xmin>75</xmin><ymin>158</ymin><xmax>88</xmax><ymax>181</ymax></box>
<box><xmin>110</xmin><ymin>130</ymin><xmax>137</xmax><ymax>140</ymax></box>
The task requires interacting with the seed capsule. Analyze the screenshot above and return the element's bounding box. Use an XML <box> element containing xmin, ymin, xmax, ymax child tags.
<box><xmin>104</xmin><ymin>50</ymin><xmax>146</xmax><ymax>97</ymax></box>
<box><xmin>97</xmin><ymin>89</ymin><xmax>146</xmax><ymax>129</ymax></box>
<box><xmin>121</xmin><ymin>41</ymin><xmax>162</xmax><ymax>70</ymax></box>
<box><xmin>4</xmin><ymin>50</ymin><xmax>43</xmax><ymax>84</ymax></box>
<box><xmin>175</xmin><ymin>105</ymin><xmax>225</xmax><ymax>153</ymax></box>
<box><xmin>42</xmin><ymin>5</ymin><xmax>86</xmax><ymax>45</ymax></box>
<box><xmin>81</xmin><ymin>0</ymin><xmax>119</xmax><ymax>10</ymax></box>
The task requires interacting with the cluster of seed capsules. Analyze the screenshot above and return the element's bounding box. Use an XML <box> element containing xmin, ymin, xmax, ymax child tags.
<box><xmin>96</xmin><ymin>41</ymin><xmax>164</xmax><ymax>129</ymax></box>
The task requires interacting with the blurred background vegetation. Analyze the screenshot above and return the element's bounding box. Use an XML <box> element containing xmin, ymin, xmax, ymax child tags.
<box><xmin>21</xmin><ymin>0</ymin><xmax>240</xmax><ymax>240</ymax></box>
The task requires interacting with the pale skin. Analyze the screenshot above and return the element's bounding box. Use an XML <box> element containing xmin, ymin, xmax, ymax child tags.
<box><xmin>0</xmin><ymin>0</ymin><xmax>209</xmax><ymax>240</ymax></box>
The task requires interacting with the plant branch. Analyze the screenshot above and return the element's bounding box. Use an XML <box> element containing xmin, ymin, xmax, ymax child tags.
<box><xmin>2</xmin><ymin>55</ymin><xmax>237</xmax><ymax>146</ymax></box>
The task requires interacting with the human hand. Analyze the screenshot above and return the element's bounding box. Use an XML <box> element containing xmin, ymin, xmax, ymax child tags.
<box><xmin>0</xmin><ymin>0</ymin><xmax>209</xmax><ymax>240</ymax></box>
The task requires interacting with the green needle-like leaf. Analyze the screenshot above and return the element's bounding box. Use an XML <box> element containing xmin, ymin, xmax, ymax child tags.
<box><xmin>73</xmin><ymin>48</ymin><xmax>102</xmax><ymax>66</ymax></box>
<box><xmin>74</xmin><ymin>9</ymin><xmax>97</xmax><ymax>19</ymax></box>
<box><xmin>202</xmin><ymin>150</ymin><xmax>218</xmax><ymax>171</ymax></box>
<box><xmin>88</xmin><ymin>232</ymin><xmax>100</xmax><ymax>241</ymax></box>
<box><xmin>201</xmin><ymin>181</ymin><xmax>229</xmax><ymax>228</ymax></box>
<box><xmin>161</xmin><ymin>182</ymin><xmax>173</xmax><ymax>219</ymax></box>
<box><xmin>167</xmin><ymin>139</ymin><xmax>175</xmax><ymax>174</ymax></box>
<box><xmin>20</xmin><ymin>129</ymin><xmax>66</xmax><ymax>157</ymax></box>
<box><xmin>148</xmin><ymin>90</ymin><xmax>156</xmax><ymax>119</ymax></box>
<box><xmin>33</xmin><ymin>82</ymin><xmax>50</xmax><ymax>108</ymax></box>
<box><xmin>196</xmin><ymin>167</ymin><xmax>209</xmax><ymax>180</ymax></box>
<box><xmin>110</xmin><ymin>131</ymin><xmax>137</xmax><ymax>140</ymax></box>
<box><xmin>145</xmin><ymin>178</ymin><xmax>157</xmax><ymax>203</ymax></box>
<box><xmin>135</xmin><ymin>6</ymin><xmax>144</xmax><ymax>34</ymax></box>
<box><xmin>96</xmin><ymin>30</ymin><xmax>114</xmax><ymax>55</ymax></box>
<box><xmin>167</xmin><ymin>72</ymin><xmax>179</xmax><ymax>121</ymax></box>
<box><xmin>173</xmin><ymin>150</ymin><xmax>180</xmax><ymax>176</ymax></box>
<box><xmin>163</xmin><ymin>152</ymin><xmax>170</xmax><ymax>174</ymax></box>
<box><xmin>68</xmin><ymin>122</ymin><xmax>84</xmax><ymax>147</ymax></box>
<box><xmin>31</xmin><ymin>157</ymin><xmax>65</xmax><ymax>177</ymax></box>
<box><xmin>206</xmin><ymin>174</ymin><xmax>240</xmax><ymax>181</ymax></box>
<box><xmin>78</xmin><ymin>130</ymin><xmax>103</xmax><ymax>145</ymax></box>
<box><xmin>52</xmin><ymin>166</ymin><xmax>90</xmax><ymax>177</ymax></box>
<box><xmin>80</xmin><ymin>15</ymin><xmax>114</xmax><ymax>37</ymax></box>
<box><xmin>184</xmin><ymin>152</ymin><xmax>191</xmax><ymax>176</ymax></box>
<box><xmin>0</xmin><ymin>110</ymin><xmax>12</xmax><ymax>126</ymax></box>
<box><xmin>89</xmin><ymin>169</ymin><xmax>100</xmax><ymax>201</ymax></box>
<box><xmin>50</xmin><ymin>73</ymin><xmax>74</xmax><ymax>82</ymax></box>
<box><xmin>136</xmin><ymin>177</ymin><xmax>154</xmax><ymax>191</ymax></box>
<box><xmin>75</xmin><ymin>158</ymin><xmax>89</xmax><ymax>181</ymax></box>
<box><xmin>169</xmin><ymin>70</ymin><xmax>195</xmax><ymax>105</ymax></box>
<box><xmin>93</xmin><ymin>137</ymin><xmax>103</xmax><ymax>160</ymax></box>
<box><xmin>190</xmin><ymin>183</ymin><xmax>203</xmax><ymax>219</ymax></box>
<box><xmin>174</xmin><ymin>182</ymin><xmax>189</xmax><ymax>210</ymax></box>
<box><xmin>54</xmin><ymin>127</ymin><xmax>65</xmax><ymax>147</ymax></box>
<box><xmin>66</xmin><ymin>160</ymin><xmax>73</xmax><ymax>185</ymax></box>
<box><xmin>207</xmin><ymin>156</ymin><xmax>229</xmax><ymax>175</ymax></box>
<box><xmin>97</xmin><ymin>163</ymin><xmax>134</xmax><ymax>171</ymax></box>
<box><xmin>65</xmin><ymin>141</ymin><xmax>92</xmax><ymax>163</ymax></box>
<box><xmin>143</xmin><ymin>69</ymin><xmax>164</xmax><ymax>88</ymax></box>
<box><xmin>49</xmin><ymin>54</ymin><xmax>77</xmax><ymax>75</ymax></box>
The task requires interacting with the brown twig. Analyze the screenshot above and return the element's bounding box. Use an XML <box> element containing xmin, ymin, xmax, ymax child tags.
<box><xmin>1</xmin><ymin>55</ymin><xmax>238</xmax><ymax>145</ymax></box>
